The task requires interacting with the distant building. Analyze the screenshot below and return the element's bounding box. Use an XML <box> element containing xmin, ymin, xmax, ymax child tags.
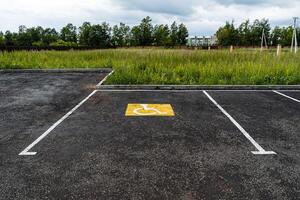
<box><xmin>187</xmin><ymin>35</ymin><xmax>217</xmax><ymax>46</ymax></box>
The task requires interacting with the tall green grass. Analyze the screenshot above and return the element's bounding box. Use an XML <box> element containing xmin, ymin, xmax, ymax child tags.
<box><xmin>0</xmin><ymin>49</ymin><xmax>300</xmax><ymax>85</ymax></box>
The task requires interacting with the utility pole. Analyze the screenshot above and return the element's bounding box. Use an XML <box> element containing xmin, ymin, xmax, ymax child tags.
<box><xmin>291</xmin><ymin>17</ymin><xmax>298</xmax><ymax>53</ymax></box>
<box><xmin>260</xmin><ymin>28</ymin><xmax>268</xmax><ymax>52</ymax></box>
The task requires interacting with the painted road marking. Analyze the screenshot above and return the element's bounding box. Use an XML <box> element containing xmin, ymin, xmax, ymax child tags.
<box><xmin>19</xmin><ymin>71</ymin><xmax>115</xmax><ymax>156</ymax></box>
<box><xmin>96</xmin><ymin>89</ymin><xmax>300</xmax><ymax>92</ymax></box>
<box><xmin>273</xmin><ymin>90</ymin><xmax>300</xmax><ymax>103</ymax></box>
<box><xmin>19</xmin><ymin>90</ymin><xmax>98</xmax><ymax>156</ymax></box>
<box><xmin>125</xmin><ymin>104</ymin><xmax>175</xmax><ymax>116</ymax></box>
<box><xmin>203</xmin><ymin>90</ymin><xmax>276</xmax><ymax>155</ymax></box>
<box><xmin>96</xmin><ymin>70</ymin><xmax>115</xmax><ymax>87</ymax></box>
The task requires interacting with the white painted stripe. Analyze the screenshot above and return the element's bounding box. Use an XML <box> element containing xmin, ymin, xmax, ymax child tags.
<box><xmin>19</xmin><ymin>71</ymin><xmax>114</xmax><ymax>156</ymax></box>
<box><xmin>273</xmin><ymin>90</ymin><xmax>300</xmax><ymax>103</ymax></box>
<box><xmin>203</xmin><ymin>90</ymin><xmax>276</xmax><ymax>155</ymax></box>
<box><xmin>96</xmin><ymin>89</ymin><xmax>300</xmax><ymax>92</ymax></box>
<box><xmin>252</xmin><ymin>151</ymin><xmax>278</xmax><ymax>155</ymax></box>
<box><xmin>19</xmin><ymin>90</ymin><xmax>97</xmax><ymax>156</ymax></box>
<box><xmin>96</xmin><ymin>70</ymin><xmax>115</xmax><ymax>86</ymax></box>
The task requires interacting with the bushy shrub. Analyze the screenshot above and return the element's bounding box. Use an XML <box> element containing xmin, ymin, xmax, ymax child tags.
<box><xmin>32</xmin><ymin>41</ymin><xmax>44</xmax><ymax>46</ymax></box>
<box><xmin>50</xmin><ymin>40</ymin><xmax>77</xmax><ymax>47</ymax></box>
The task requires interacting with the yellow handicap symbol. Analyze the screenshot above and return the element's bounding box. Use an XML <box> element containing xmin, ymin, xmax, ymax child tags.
<box><xmin>125</xmin><ymin>104</ymin><xmax>175</xmax><ymax>116</ymax></box>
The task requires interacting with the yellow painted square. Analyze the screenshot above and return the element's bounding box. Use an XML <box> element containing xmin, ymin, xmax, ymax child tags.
<box><xmin>125</xmin><ymin>104</ymin><xmax>175</xmax><ymax>116</ymax></box>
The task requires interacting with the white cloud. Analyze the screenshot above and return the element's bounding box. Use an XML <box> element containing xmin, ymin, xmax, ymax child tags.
<box><xmin>0</xmin><ymin>0</ymin><xmax>299</xmax><ymax>35</ymax></box>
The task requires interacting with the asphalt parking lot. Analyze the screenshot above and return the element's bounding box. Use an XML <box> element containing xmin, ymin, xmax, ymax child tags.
<box><xmin>1</xmin><ymin>71</ymin><xmax>300</xmax><ymax>200</ymax></box>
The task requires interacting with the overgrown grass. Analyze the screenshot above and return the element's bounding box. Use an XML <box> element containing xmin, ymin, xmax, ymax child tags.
<box><xmin>1</xmin><ymin>48</ymin><xmax>300</xmax><ymax>85</ymax></box>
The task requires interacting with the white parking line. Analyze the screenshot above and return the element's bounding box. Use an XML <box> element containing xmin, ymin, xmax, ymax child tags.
<box><xmin>19</xmin><ymin>90</ymin><xmax>97</xmax><ymax>155</ymax></box>
<box><xmin>203</xmin><ymin>90</ymin><xmax>276</xmax><ymax>155</ymax></box>
<box><xmin>19</xmin><ymin>71</ymin><xmax>114</xmax><ymax>156</ymax></box>
<box><xmin>273</xmin><ymin>90</ymin><xmax>300</xmax><ymax>103</ymax></box>
<box><xmin>96</xmin><ymin>70</ymin><xmax>114</xmax><ymax>87</ymax></box>
<box><xmin>96</xmin><ymin>89</ymin><xmax>300</xmax><ymax>92</ymax></box>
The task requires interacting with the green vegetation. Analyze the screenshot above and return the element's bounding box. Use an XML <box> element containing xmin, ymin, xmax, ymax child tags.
<box><xmin>0</xmin><ymin>17</ymin><xmax>188</xmax><ymax>48</ymax></box>
<box><xmin>1</xmin><ymin>17</ymin><xmax>298</xmax><ymax>48</ymax></box>
<box><xmin>217</xmin><ymin>19</ymin><xmax>300</xmax><ymax>46</ymax></box>
<box><xmin>0</xmin><ymin>49</ymin><xmax>300</xmax><ymax>85</ymax></box>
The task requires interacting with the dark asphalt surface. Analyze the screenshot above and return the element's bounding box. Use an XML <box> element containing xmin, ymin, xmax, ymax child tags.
<box><xmin>0</xmin><ymin>72</ymin><xmax>107</xmax><ymax>199</ymax></box>
<box><xmin>1</xmin><ymin>73</ymin><xmax>299</xmax><ymax>199</ymax></box>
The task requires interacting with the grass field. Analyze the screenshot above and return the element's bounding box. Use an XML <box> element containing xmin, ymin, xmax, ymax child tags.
<box><xmin>1</xmin><ymin>48</ymin><xmax>300</xmax><ymax>85</ymax></box>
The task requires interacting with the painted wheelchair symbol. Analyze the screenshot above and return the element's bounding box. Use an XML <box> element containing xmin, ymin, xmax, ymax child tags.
<box><xmin>133</xmin><ymin>104</ymin><xmax>167</xmax><ymax>116</ymax></box>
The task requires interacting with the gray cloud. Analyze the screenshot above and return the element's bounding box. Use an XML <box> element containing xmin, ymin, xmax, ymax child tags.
<box><xmin>111</xmin><ymin>0</ymin><xmax>200</xmax><ymax>15</ymax></box>
<box><xmin>214</xmin><ymin>0</ymin><xmax>269</xmax><ymax>5</ymax></box>
<box><xmin>0</xmin><ymin>0</ymin><xmax>299</xmax><ymax>36</ymax></box>
<box><xmin>213</xmin><ymin>0</ymin><xmax>295</xmax><ymax>6</ymax></box>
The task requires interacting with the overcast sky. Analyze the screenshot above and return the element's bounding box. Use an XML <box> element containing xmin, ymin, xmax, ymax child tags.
<box><xmin>0</xmin><ymin>0</ymin><xmax>299</xmax><ymax>35</ymax></box>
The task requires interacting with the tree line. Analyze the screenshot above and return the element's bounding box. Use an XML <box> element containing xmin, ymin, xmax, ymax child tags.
<box><xmin>0</xmin><ymin>17</ymin><xmax>188</xmax><ymax>47</ymax></box>
<box><xmin>1</xmin><ymin>17</ymin><xmax>298</xmax><ymax>48</ymax></box>
<box><xmin>216</xmin><ymin>19</ymin><xmax>300</xmax><ymax>46</ymax></box>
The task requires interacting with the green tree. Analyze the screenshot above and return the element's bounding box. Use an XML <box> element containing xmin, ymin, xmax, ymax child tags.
<box><xmin>0</xmin><ymin>16</ymin><xmax>191</xmax><ymax>47</ymax></box>
<box><xmin>120</xmin><ymin>23</ymin><xmax>131</xmax><ymax>47</ymax></box>
<box><xmin>17</xmin><ymin>25</ymin><xmax>31</xmax><ymax>46</ymax></box>
<box><xmin>177</xmin><ymin>23</ymin><xmax>189</xmax><ymax>45</ymax></box>
<box><xmin>16</xmin><ymin>26</ymin><xmax>44</xmax><ymax>46</ymax></box>
<box><xmin>112</xmin><ymin>23</ymin><xmax>131</xmax><ymax>47</ymax></box>
<box><xmin>250</xmin><ymin>19</ymin><xmax>271</xmax><ymax>46</ymax></box>
<box><xmin>139</xmin><ymin>16</ymin><xmax>153</xmax><ymax>46</ymax></box>
<box><xmin>60</xmin><ymin>23</ymin><xmax>77</xmax><ymax>43</ymax></box>
<box><xmin>170</xmin><ymin>22</ymin><xmax>179</xmax><ymax>46</ymax></box>
<box><xmin>216</xmin><ymin>21</ymin><xmax>238</xmax><ymax>46</ymax></box>
<box><xmin>153</xmin><ymin>24</ymin><xmax>171</xmax><ymax>46</ymax></box>
<box><xmin>0</xmin><ymin>32</ymin><xmax>4</xmax><ymax>45</ymax></box>
<box><xmin>270</xmin><ymin>26</ymin><xmax>282</xmax><ymax>46</ymax></box>
<box><xmin>112</xmin><ymin>25</ymin><xmax>120</xmax><ymax>46</ymax></box>
<box><xmin>238</xmin><ymin>20</ymin><xmax>251</xmax><ymax>46</ymax></box>
<box><xmin>27</xmin><ymin>26</ymin><xmax>44</xmax><ymax>45</ymax></box>
<box><xmin>42</xmin><ymin>28</ymin><xmax>59</xmax><ymax>45</ymax></box>
<box><xmin>88</xmin><ymin>23</ymin><xmax>111</xmax><ymax>47</ymax></box>
<box><xmin>280</xmin><ymin>26</ymin><xmax>294</xmax><ymax>46</ymax></box>
<box><xmin>88</xmin><ymin>24</ymin><xmax>102</xmax><ymax>46</ymax></box>
<box><xmin>130</xmin><ymin>25</ymin><xmax>141</xmax><ymax>46</ymax></box>
<box><xmin>79</xmin><ymin>22</ymin><xmax>92</xmax><ymax>45</ymax></box>
<box><xmin>100</xmin><ymin>22</ymin><xmax>112</xmax><ymax>47</ymax></box>
<box><xmin>121</xmin><ymin>23</ymin><xmax>131</xmax><ymax>47</ymax></box>
<box><xmin>4</xmin><ymin>31</ymin><xmax>17</xmax><ymax>46</ymax></box>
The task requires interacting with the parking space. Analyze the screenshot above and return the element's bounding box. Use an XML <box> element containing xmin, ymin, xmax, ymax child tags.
<box><xmin>273</xmin><ymin>90</ymin><xmax>300</xmax><ymax>103</ymax></box>
<box><xmin>208</xmin><ymin>91</ymin><xmax>300</xmax><ymax>154</ymax></box>
<box><xmin>0</xmin><ymin>71</ymin><xmax>108</xmax><ymax>199</ymax></box>
<box><xmin>1</xmin><ymin>73</ymin><xmax>300</xmax><ymax>199</ymax></box>
<box><xmin>283</xmin><ymin>91</ymin><xmax>300</xmax><ymax>100</ymax></box>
